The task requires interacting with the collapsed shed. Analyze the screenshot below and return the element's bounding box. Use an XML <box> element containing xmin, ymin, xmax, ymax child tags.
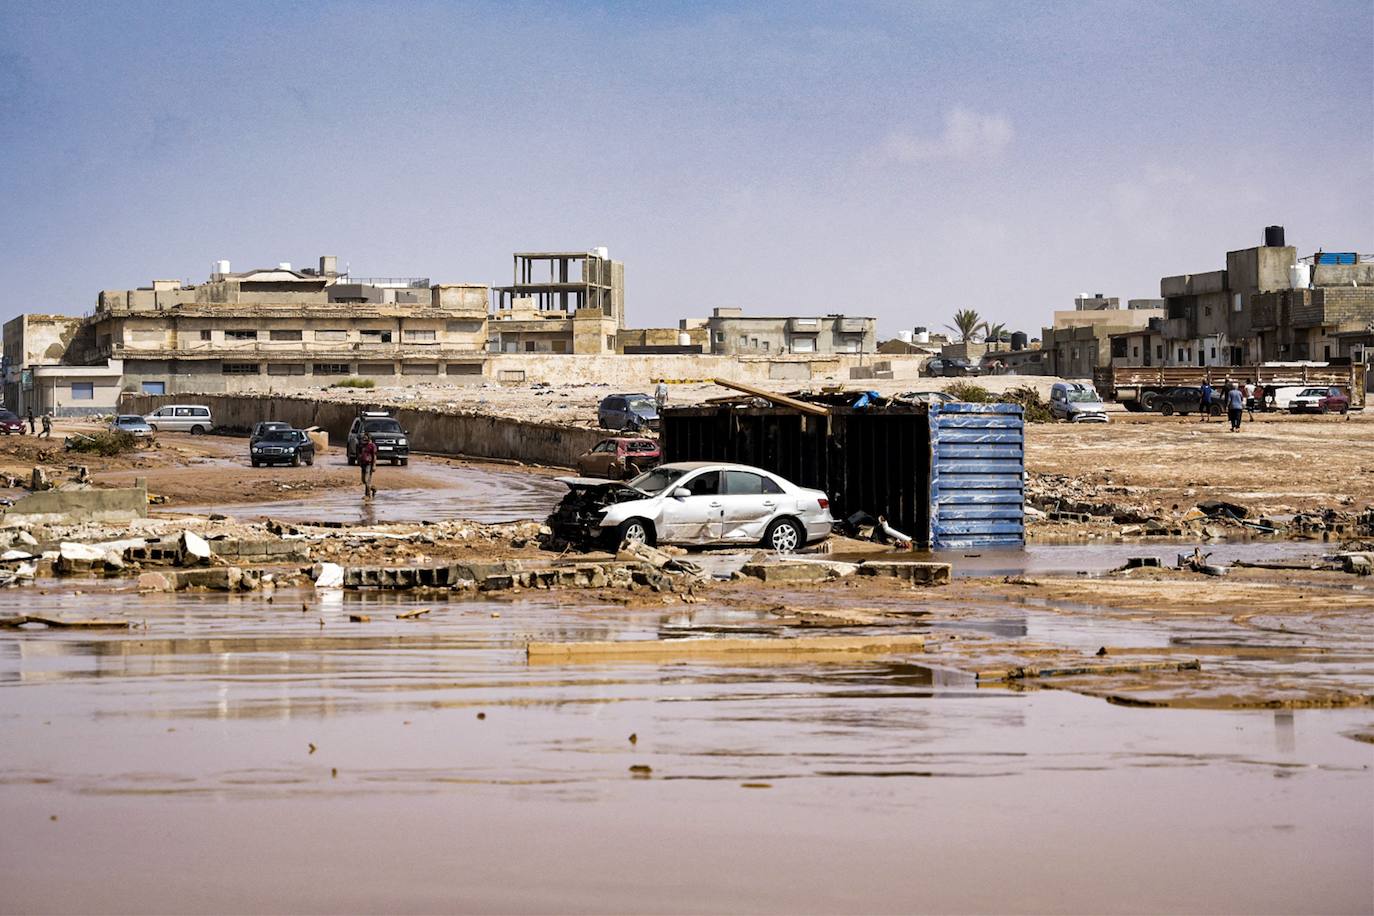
<box><xmin>661</xmin><ymin>385</ymin><xmax>1024</xmax><ymax>549</ymax></box>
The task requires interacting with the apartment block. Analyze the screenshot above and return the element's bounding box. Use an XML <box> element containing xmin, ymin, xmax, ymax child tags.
<box><xmin>695</xmin><ymin>308</ymin><xmax>877</xmax><ymax>356</ymax></box>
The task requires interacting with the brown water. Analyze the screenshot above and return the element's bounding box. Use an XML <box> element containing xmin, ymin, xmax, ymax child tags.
<box><xmin>1</xmin><ymin>583</ymin><xmax>1370</xmax><ymax>914</ymax></box>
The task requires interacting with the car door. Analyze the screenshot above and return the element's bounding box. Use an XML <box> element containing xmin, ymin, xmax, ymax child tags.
<box><xmin>581</xmin><ymin>440</ymin><xmax>615</xmax><ymax>477</ymax></box>
<box><xmin>658</xmin><ymin>470</ymin><xmax>722</xmax><ymax>543</ymax></box>
<box><xmin>719</xmin><ymin>470</ymin><xmax>781</xmax><ymax>541</ymax></box>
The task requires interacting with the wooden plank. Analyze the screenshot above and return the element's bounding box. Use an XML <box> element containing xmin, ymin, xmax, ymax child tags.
<box><xmin>527</xmin><ymin>633</ymin><xmax>925</xmax><ymax>661</ymax></box>
<box><xmin>711</xmin><ymin>378</ymin><xmax>831</xmax><ymax>417</ymax></box>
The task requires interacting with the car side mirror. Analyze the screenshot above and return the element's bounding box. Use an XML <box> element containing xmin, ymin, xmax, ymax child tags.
<box><xmin>672</xmin><ymin>487</ymin><xmax>690</xmax><ymax>499</ymax></box>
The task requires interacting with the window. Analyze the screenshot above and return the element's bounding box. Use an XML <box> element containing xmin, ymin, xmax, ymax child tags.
<box><xmin>267</xmin><ymin>363</ymin><xmax>306</xmax><ymax>376</ymax></box>
<box><xmin>592</xmin><ymin>440</ymin><xmax>617</xmax><ymax>454</ymax></box>
<box><xmin>1111</xmin><ymin>338</ymin><xmax>1128</xmax><ymax>358</ymax></box>
<box><xmin>762</xmin><ymin>341</ymin><xmax>770</xmax><ymax>352</ymax></box>
<box><xmin>313</xmin><ymin>363</ymin><xmax>350</xmax><ymax>375</ymax></box>
<box><xmin>446</xmin><ymin>320</ymin><xmax>483</xmax><ymax>334</ymax></box>
<box><xmin>225</xmin><ymin>330</ymin><xmax>257</xmax><ymax>340</ymax></box>
<box><xmin>269</xmin><ymin>329</ymin><xmax>303</xmax><ymax>341</ymax></box>
<box><xmin>402</xmin><ymin>363</ymin><xmax>439</xmax><ymax>375</ymax></box>
<box><xmin>723</xmin><ymin>470</ymin><xmax>783</xmax><ymax>495</ymax></box>
<box><xmin>525</xmin><ymin>341</ymin><xmax>537</xmax><ymax>352</ymax></box>
<box><xmin>222</xmin><ymin>362</ymin><xmax>260</xmax><ymax>374</ymax></box>
<box><xmin>1132</xmin><ymin>346</ymin><xmax>1139</xmax><ymax>358</ymax></box>
<box><xmin>357</xmin><ymin>362</ymin><xmax>395</xmax><ymax>375</ymax></box>
<box><xmin>141</xmin><ymin>381</ymin><xmax>165</xmax><ymax>395</ymax></box>
<box><xmin>71</xmin><ymin>382</ymin><xmax>93</xmax><ymax>400</ymax></box>
<box><xmin>714</xmin><ymin>332</ymin><xmax>724</xmax><ymax>343</ymax></box>
<box><xmin>750</xmin><ymin>337</ymin><xmax>759</xmax><ymax>348</ymax></box>
<box><xmin>1156</xmin><ymin>345</ymin><xmax>1164</xmax><ymax>359</ymax></box>
<box><xmin>738</xmin><ymin>336</ymin><xmax>748</xmax><ymax>347</ymax></box>
<box><xmin>360</xmin><ymin>330</ymin><xmax>393</xmax><ymax>343</ymax></box>
<box><xmin>315</xmin><ymin>330</ymin><xmax>347</xmax><ymax>342</ymax></box>
<box><xmin>684</xmin><ymin>471</ymin><xmax>721</xmax><ymax>496</ymax></box>
<box><xmin>403</xmin><ymin>329</ymin><xmax>436</xmax><ymax>342</ymax></box>
<box><xmin>1204</xmin><ymin>305</ymin><xmax>1212</xmax><ymax>317</ymax></box>
<box><xmin>1178</xmin><ymin>348</ymin><xmax>1185</xmax><ymax>362</ymax></box>
<box><xmin>552</xmin><ymin>339</ymin><xmax>568</xmax><ymax>354</ymax></box>
<box><xmin>199</xmin><ymin>330</ymin><xmax>212</xmax><ymax>341</ymax></box>
<box><xmin>446</xmin><ymin>363</ymin><xmax>482</xmax><ymax>376</ymax></box>
<box><xmin>792</xmin><ymin>336</ymin><xmax>816</xmax><ymax>353</ymax></box>
<box><xmin>1233</xmin><ymin>293</ymin><xmax>1243</xmax><ymax>313</ymax></box>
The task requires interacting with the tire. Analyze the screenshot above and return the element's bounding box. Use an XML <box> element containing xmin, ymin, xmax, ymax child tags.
<box><xmin>291</xmin><ymin>453</ymin><xmax>301</xmax><ymax>467</ymax></box>
<box><xmin>251</xmin><ymin>459</ymin><xmax>260</xmax><ymax>468</ymax></box>
<box><xmin>305</xmin><ymin>454</ymin><xmax>314</xmax><ymax>466</ymax></box>
<box><xmin>763</xmin><ymin>517</ymin><xmax>804</xmax><ymax>553</ymax></box>
<box><xmin>190</xmin><ymin>425</ymin><xmax>205</xmax><ymax>435</ymax></box>
<box><xmin>399</xmin><ymin>458</ymin><xmax>408</xmax><ymax>467</ymax></box>
<box><xmin>1340</xmin><ymin>406</ymin><xmax>1349</xmax><ymax>415</ymax></box>
<box><xmin>1160</xmin><ymin>402</ymin><xmax>1174</xmax><ymax>416</ymax></box>
<box><xmin>148</xmin><ymin>424</ymin><xmax>158</xmax><ymax>433</ymax></box>
<box><xmin>346</xmin><ymin>453</ymin><xmax>356</xmax><ymax>466</ymax></box>
<box><xmin>1210</xmin><ymin>404</ymin><xmax>1222</xmax><ymax>417</ymax></box>
<box><xmin>1320</xmin><ymin>404</ymin><xmax>1330</xmax><ymax>415</ymax></box>
<box><xmin>616</xmin><ymin>517</ymin><xmax>655</xmax><ymax>547</ymax></box>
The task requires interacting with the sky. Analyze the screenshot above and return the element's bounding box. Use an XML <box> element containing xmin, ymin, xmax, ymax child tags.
<box><xmin>0</xmin><ymin>0</ymin><xmax>1370</xmax><ymax>337</ymax></box>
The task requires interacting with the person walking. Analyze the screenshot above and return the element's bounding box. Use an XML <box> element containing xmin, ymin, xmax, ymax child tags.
<box><xmin>39</xmin><ymin>411</ymin><xmax>52</xmax><ymax>439</ymax></box>
<box><xmin>1199</xmin><ymin>381</ymin><xmax>1214</xmax><ymax>422</ymax></box>
<box><xmin>654</xmin><ymin>380</ymin><xmax>669</xmax><ymax>413</ymax></box>
<box><xmin>26</xmin><ymin>409</ymin><xmax>35</xmax><ymax>435</ymax></box>
<box><xmin>358</xmin><ymin>432</ymin><xmax>378</xmax><ymax>500</ymax></box>
<box><xmin>1242</xmin><ymin>380</ymin><xmax>1256</xmax><ymax>421</ymax></box>
<box><xmin>1226</xmin><ymin>383</ymin><xmax>1244</xmax><ymax>432</ymax></box>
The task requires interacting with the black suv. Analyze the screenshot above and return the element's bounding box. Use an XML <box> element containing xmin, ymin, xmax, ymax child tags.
<box><xmin>250</xmin><ymin>429</ymin><xmax>315</xmax><ymax>467</ymax></box>
<box><xmin>347</xmin><ymin>411</ymin><xmax>410</xmax><ymax>466</ymax></box>
<box><xmin>925</xmin><ymin>357</ymin><xmax>981</xmax><ymax>377</ymax></box>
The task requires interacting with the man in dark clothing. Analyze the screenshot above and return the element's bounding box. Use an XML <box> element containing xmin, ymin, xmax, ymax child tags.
<box><xmin>39</xmin><ymin>412</ymin><xmax>52</xmax><ymax>438</ymax></box>
<box><xmin>1199</xmin><ymin>382</ymin><xmax>1214</xmax><ymax>422</ymax></box>
<box><xmin>26</xmin><ymin>409</ymin><xmax>35</xmax><ymax>435</ymax></box>
<box><xmin>1226</xmin><ymin>383</ymin><xmax>1244</xmax><ymax>432</ymax></box>
<box><xmin>358</xmin><ymin>432</ymin><xmax>378</xmax><ymax>500</ymax></box>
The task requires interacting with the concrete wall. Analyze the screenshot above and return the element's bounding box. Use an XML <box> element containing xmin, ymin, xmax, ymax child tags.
<box><xmin>124</xmin><ymin>394</ymin><xmax>606</xmax><ymax>468</ymax></box>
<box><xmin>4</xmin><ymin>482</ymin><xmax>148</xmax><ymax>525</ymax></box>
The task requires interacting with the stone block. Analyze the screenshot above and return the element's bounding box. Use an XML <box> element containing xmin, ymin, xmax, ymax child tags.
<box><xmin>857</xmin><ymin>561</ymin><xmax>951</xmax><ymax>585</ymax></box>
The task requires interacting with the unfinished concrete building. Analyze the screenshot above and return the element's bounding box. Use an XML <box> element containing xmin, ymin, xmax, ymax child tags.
<box><xmin>79</xmin><ymin>256</ymin><xmax>490</xmax><ymax>399</ymax></box>
<box><xmin>490</xmin><ymin>249</ymin><xmax>625</xmax><ymax>354</ymax></box>
<box><xmin>695</xmin><ymin>308</ymin><xmax>877</xmax><ymax>357</ymax></box>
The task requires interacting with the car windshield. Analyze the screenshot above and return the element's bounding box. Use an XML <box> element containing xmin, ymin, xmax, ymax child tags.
<box><xmin>1067</xmin><ymin>390</ymin><xmax>1100</xmax><ymax>403</ymax></box>
<box><xmin>626</xmin><ymin>466</ymin><xmax>689</xmax><ymax>495</ymax></box>
<box><xmin>117</xmin><ymin>416</ymin><xmax>144</xmax><ymax>424</ymax></box>
<box><xmin>363</xmin><ymin>419</ymin><xmax>402</xmax><ymax>434</ymax></box>
<box><xmin>626</xmin><ymin>397</ymin><xmax>656</xmax><ymax>413</ymax></box>
<box><xmin>261</xmin><ymin>431</ymin><xmax>300</xmax><ymax>443</ymax></box>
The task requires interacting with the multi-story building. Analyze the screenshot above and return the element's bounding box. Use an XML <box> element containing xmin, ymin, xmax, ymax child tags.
<box><xmin>489</xmin><ymin>249</ymin><xmax>624</xmax><ymax>354</ymax></box>
<box><xmin>1038</xmin><ymin>299</ymin><xmax>1164</xmax><ymax>378</ymax></box>
<box><xmin>694</xmin><ymin>308</ymin><xmax>877</xmax><ymax>356</ymax></box>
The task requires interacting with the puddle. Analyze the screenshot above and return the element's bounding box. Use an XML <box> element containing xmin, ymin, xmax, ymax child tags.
<box><xmin>1</xmin><ymin>584</ymin><xmax>1370</xmax><ymax>912</ymax></box>
<box><xmin>168</xmin><ymin>460</ymin><xmax>567</xmax><ymax>524</ymax></box>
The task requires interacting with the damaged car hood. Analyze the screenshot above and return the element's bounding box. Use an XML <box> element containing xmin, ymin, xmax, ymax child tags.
<box><xmin>555</xmin><ymin>476</ymin><xmax>651</xmax><ymax>497</ymax></box>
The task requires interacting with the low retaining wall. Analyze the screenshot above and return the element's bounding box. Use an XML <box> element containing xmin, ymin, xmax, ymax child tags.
<box><xmin>124</xmin><ymin>394</ymin><xmax>603</xmax><ymax>468</ymax></box>
<box><xmin>4</xmin><ymin>483</ymin><xmax>149</xmax><ymax>526</ymax></box>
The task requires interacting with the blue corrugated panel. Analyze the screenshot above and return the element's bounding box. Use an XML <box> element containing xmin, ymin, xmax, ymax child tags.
<box><xmin>929</xmin><ymin>403</ymin><xmax>1025</xmax><ymax>549</ymax></box>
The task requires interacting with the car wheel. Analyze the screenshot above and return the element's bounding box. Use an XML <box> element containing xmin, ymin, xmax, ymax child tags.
<box><xmin>251</xmin><ymin>459</ymin><xmax>260</xmax><ymax>468</ymax></box>
<box><xmin>190</xmin><ymin>425</ymin><xmax>205</xmax><ymax>435</ymax></box>
<box><xmin>1320</xmin><ymin>404</ymin><xmax>1330</xmax><ymax>414</ymax></box>
<box><xmin>616</xmin><ymin>517</ymin><xmax>655</xmax><ymax>547</ymax></box>
<box><xmin>764</xmin><ymin>518</ymin><xmax>804</xmax><ymax>553</ymax></box>
<box><xmin>305</xmin><ymin>454</ymin><xmax>314</xmax><ymax>466</ymax></box>
<box><xmin>399</xmin><ymin>458</ymin><xmax>408</xmax><ymax>467</ymax></box>
<box><xmin>148</xmin><ymin>424</ymin><xmax>158</xmax><ymax>432</ymax></box>
<box><xmin>1159</xmin><ymin>402</ymin><xmax>1174</xmax><ymax>416</ymax></box>
<box><xmin>291</xmin><ymin>453</ymin><xmax>302</xmax><ymax>467</ymax></box>
<box><xmin>1139</xmin><ymin>392</ymin><xmax>1157</xmax><ymax>411</ymax></box>
<box><xmin>1340</xmin><ymin>406</ymin><xmax>1349</xmax><ymax>415</ymax></box>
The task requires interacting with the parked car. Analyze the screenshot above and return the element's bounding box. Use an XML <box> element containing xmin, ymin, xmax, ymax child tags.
<box><xmin>143</xmin><ymin>404</ymin><xmax>213</xmax><ymax>434</ymax></box>
<box><xmin>575</xmin><ymin>437</ymin><xmax>662</xmax><ymax>479</ymax></box>
<box><xmin>924</xmin><ymin>357</ymin><xmax>981</xmax><ymax>378</ymax></box>
<box><xmin>0</xmin><ymin>409</ymin><xmax>26</xmax><ymax>435</ymax></box>
<box><xmin>250</xmin><ymin>421</ymin><xmax>293</xmax><ymax>443</ymax></box>
<box><xmin>110</xmin><ymin>415</ymin><xmax>154</xmax><ymax>438</ymax></box>
<box><xmin>1048</xmin><ymin>382</ymin><xmax>1109</xmax><ymax>422</ymax></box>
<box><xmin>548</xmin><ymin>461</ymin><xmax>833</xmax><ymax>551</ymax></box>
<box><xmin>1288</xmin><ymin>386</ymin><xmax>1350</xmax><ymax>414</ymax></box>
<box><xmin>1150</xmin><ymin>387</ymin><xmax>1221</xmax><ymax>417</ymax></box>
<box><xmin>250</xmin><ymin>428</ymin><xmax>315</xmax><ymax>467</ymax></box>
<box><xmin>598</xmin><ymin>393</ymin><xmax>659</xmax><ymax>431</ymax></box>
<box><xmin>346</xmin><ymin>411</ymin><xmax>409</xmax><ymax>466</ymax></box>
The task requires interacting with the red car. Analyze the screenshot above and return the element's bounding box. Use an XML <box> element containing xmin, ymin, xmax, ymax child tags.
<box><xmin>575</xmin><ymin>437</ymin><xmax>661</xmax><ymax>480</ymax></box>
<box><xmin>0</xmin><ymin>409</ymin><xmax>26</xmax><ymax>435</ymax></box>
<box><xmin>1288</xmin><ymin>386</ymin><xmax>1351</xmax><ymax>415</ymax></box>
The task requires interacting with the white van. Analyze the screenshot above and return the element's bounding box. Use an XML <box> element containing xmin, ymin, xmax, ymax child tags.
<box><xmin>143</xmin><ymin>404</ymin><xmax>213</xmax><ymax>434</ymax></box>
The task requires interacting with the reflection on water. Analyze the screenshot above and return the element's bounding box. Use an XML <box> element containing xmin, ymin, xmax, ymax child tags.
<box><xmin>0</xmin><ymin>584</ymin><xmax>1370</xmax><ymax>914</ymax></box>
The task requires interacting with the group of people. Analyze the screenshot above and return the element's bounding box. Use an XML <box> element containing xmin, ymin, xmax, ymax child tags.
<box><xmin>1198</xmin><ymin>381</ymin><xmax>1265</xmax><ymax>432</ymax></box>
<box><xmin>22</xmin><ymin>410</ymin><xmax>52</xmax><ymax>438</ymax></box>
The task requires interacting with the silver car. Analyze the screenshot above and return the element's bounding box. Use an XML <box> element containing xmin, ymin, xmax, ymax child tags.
<box><xmin>550</xmin><ymin>461</ymin><xmax>834</xmax><ymax>551</ymax></box>
<box><xmin>1049</xmin><ymin>382</ymin><xmax>1109</xmax><ymax>422</ymax></box>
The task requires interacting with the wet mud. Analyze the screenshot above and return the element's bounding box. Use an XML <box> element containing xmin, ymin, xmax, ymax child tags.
<box><xmin>1</xmin><ymin>573</ymin><xmax>1371</xmax><ymax>913</ymax></box>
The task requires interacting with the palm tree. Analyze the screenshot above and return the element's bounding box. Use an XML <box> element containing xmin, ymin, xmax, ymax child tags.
<box><xmin>947</xmin><ymin>309</ymin><xmax>983</xmax><ymax>343</ymax></box>
<box><xmin>982</xmin><ymin>321</ymin><xmax>1008</xmax><ymax>350</ymax></box>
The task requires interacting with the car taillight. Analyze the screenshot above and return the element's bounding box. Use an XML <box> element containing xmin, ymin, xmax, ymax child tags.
<box><xmin>818</xmin><ymin>497</ymin><xmax>829</xmax><ymax>510</ymax></box>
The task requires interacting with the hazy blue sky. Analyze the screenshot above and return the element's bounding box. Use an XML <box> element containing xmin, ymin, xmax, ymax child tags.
<box><xmin>1</xmin><ymin>0</ymin><xmax>1370</xmax><ymax>335</ymax></box>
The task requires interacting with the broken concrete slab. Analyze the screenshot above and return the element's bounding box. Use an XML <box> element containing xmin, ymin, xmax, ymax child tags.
<box><xmin>857</xmin><ymin>561</ymin><xmax>951</xmax><ymax>585</ymax></box>
<box><xmin>179</xmin><ymin>530</ymin><xmax>212</xmax><ymax>565</ymax></box>
<box><xmin>739</xmin><ymin>560</ymin><xmax>859</xmax><ymax>583</ymax></box>
<box><xmin>3</xmin><ymin>483</ymin><xmax>149</xmax><ymax>526</ymax></box>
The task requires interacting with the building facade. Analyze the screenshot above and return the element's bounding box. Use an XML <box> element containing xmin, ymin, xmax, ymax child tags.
<box><xmin>489</xmin><ymin>250</ymin><xmax>624</xmax><ymax>354</ymax></box>
<box><xmin>696</xmin><ymin>308</ymin><xmax>877</xmax><ymax>356</ymax></box>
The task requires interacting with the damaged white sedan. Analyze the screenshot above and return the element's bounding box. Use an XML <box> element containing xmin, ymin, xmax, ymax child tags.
<box><xmin>548</xmin><ymin>461</ymin><xmax>834</xmax><ymax>551</ymax></box>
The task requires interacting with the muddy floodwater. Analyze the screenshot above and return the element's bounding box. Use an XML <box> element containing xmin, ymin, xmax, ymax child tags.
<box><xmin>1</xmin><ymin>581</ymin><xmax>1370</xmax><ymax>914</ymax></box>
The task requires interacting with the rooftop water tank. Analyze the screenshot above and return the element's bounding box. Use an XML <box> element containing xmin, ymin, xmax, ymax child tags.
<box><xmin>678</xmin><ymin>331</ymin><xmax>691</xmax><ymax>347</ymax></box>
<box><xmin>1010</xmin><ymin>331</ymin><xmax>1029</xmax><ymax>350</ymax></box>
<box><xmin>277</xmin><ymin>261</ymin><xmax>292</xmax><ymax>271</ymax></box>
<box><xmin>897</xmin><ymin>330</ymin><xmax>914</xmax><ymax>343</ymax></box>
<box><xmin>213</xmin><ymin>259</ymin><xmax>230</xmax><ymax>277</ymax></box>
<box><xmin>914</xmin><ymin>329</ymin><xmax>930</xmax><ymax>344</ymax></box>
<box><xmin>1289</xmin><ymin>263</ymin><xmax>1310</xmax><ymax>290</ymax></box>
<box><xmin>594</xmin><ymin>246</ymin><xmax>610</xmax><ymax>260</ymax></box>
<box><xmin>1265</xmin><ymin>225</ymin><xmax>1286</xmax><ymax>247</ymax></box>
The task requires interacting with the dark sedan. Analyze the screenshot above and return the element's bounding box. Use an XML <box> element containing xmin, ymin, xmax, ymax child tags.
<box><xmin>250</xmin><ymin>429</ymin><xmax>315</xmax><ymax>467</ymax></box>
<box><xmin>1150</xmin><ymin>386</ymin><xmax>1222</xmax><ymax>417</ymax></box>
<box><xmin>924</xmin><ymin>357</ymin><xmax>981</xmax><ymax>378</ymax></box>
